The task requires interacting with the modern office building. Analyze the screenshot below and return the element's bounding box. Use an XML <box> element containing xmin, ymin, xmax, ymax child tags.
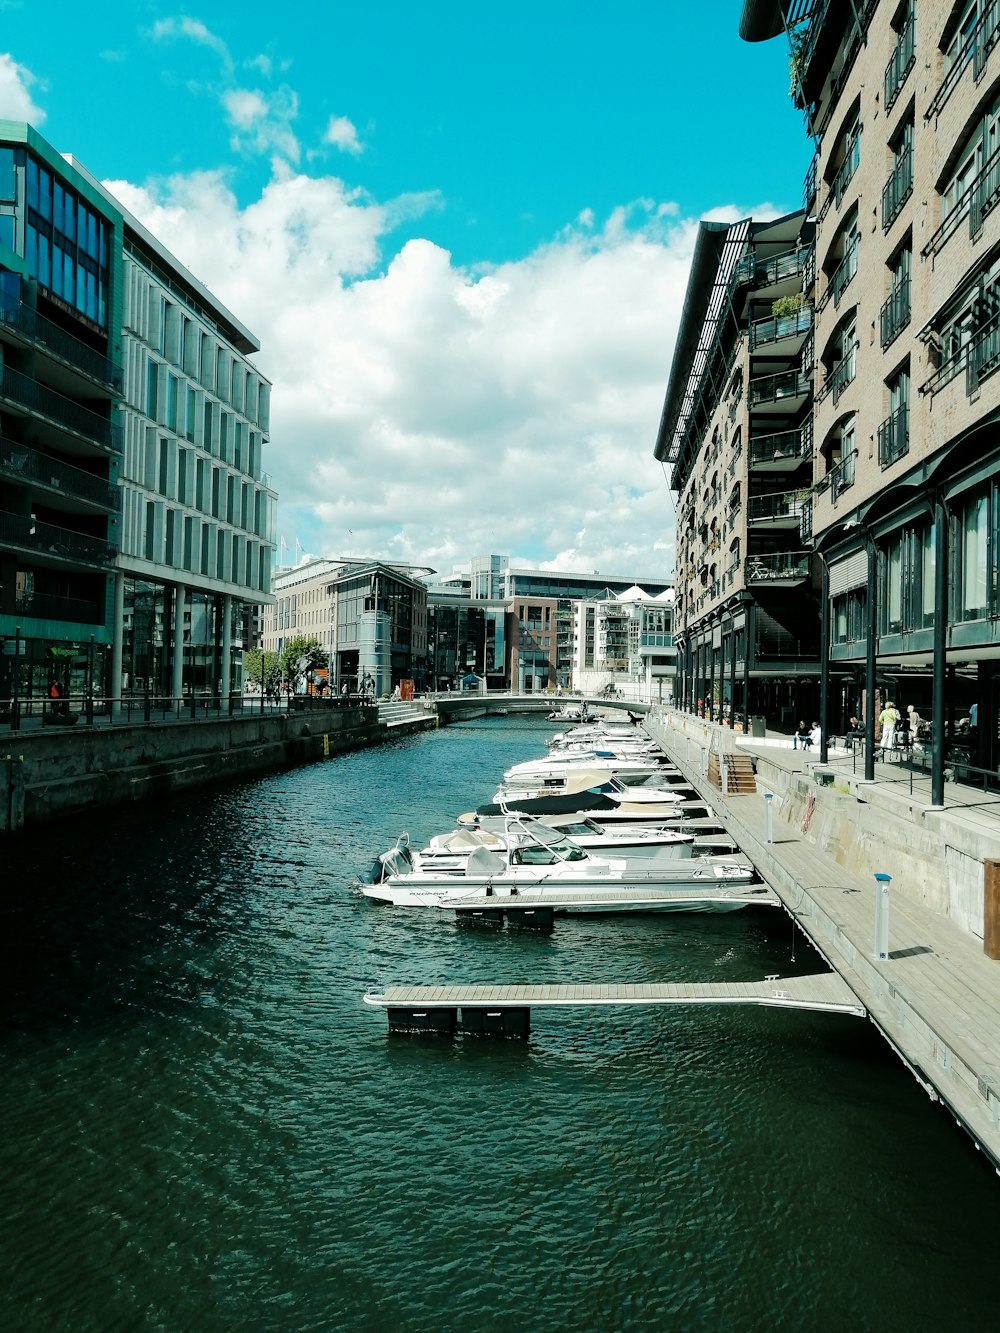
<box><xmin>0</xmin><ymin>123</ymin><xmax>122</xmax><ymax>703</ymax></box>
<box><xmin>655</xmin><ymin>211</ymin><xmax>821</xmax><ymax>729</ymax></box>
<box><xmin>1</xmin><ymin>120</ymin><xmax>277</xmax><ymax>707</ymax></box>
<box><xmin>425</xmin><ymin>587</ymin><xmax>508</xmax><ymax>691</ymax></box>
<box><xmin>263</xmin><ymin>558</ymin><xmax>430</xmax><ymax>696</ymax></box>
<box><xmin>739</xmin><ymin>0</ymin><xmax>1000</xmax><ymax>797</ymax></box>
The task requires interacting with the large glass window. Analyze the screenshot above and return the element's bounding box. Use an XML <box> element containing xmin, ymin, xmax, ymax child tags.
<box><xmin>960</xmin><ymin>491</ymin><xmax>990</xmax><ymax>619</ymax></box>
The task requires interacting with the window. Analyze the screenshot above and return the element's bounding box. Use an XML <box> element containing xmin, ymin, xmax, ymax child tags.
<box><xmin>881</xmin><ymin>244</ymin><xmax>911</xmax><ymax>347</ymax></box>
<box><xmin>879</xmin><ymin>363</ymin><xmax>910</xmax><ymax>465</ymax></box>
<box><xmin>958</xmin><ymin>490</ymin><xmax>990</xmax><ymax>620</ymax></box>
<box><xmin>883</xmin><ymin>119</ymin><xmax>913</xmax><ymax>230</ymax></box>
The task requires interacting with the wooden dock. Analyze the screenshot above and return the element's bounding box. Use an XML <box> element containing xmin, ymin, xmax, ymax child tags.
<box><xmin>364</xmin><ymin>973</ymin><xmax>866</xmax><ymax>1037</ymax></box>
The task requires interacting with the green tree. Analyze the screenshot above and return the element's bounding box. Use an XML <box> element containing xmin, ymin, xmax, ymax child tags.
<box><xmin>244</xmin><ymin>649</ymin><xmax>281</xmax><ymax>690</ymax></box>
<box><xmin>279</xmin><ymin>636</ymin><xmax>327</xmax><ymax>690</ymax></box>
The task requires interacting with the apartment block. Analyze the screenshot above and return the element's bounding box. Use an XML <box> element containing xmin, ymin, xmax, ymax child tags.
<box><xmin>740</xmin><ymin>0</ymin><xmax>1000</xmax><ymax>797</ymax></box>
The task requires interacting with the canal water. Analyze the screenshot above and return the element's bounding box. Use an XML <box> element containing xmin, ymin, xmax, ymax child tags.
<box><xmin>1</xmin><ymin>716</ymin><xmax>998</xmax><ymax>1331</ymax></box>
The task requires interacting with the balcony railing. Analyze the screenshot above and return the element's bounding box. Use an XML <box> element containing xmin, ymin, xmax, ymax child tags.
<box><xmin>884</xmin><ymin>13</ymin><xmax>916</xmax><ymax>112</ymax></box>
<box><xmin>828</xmin><ymin>449</ymin><xmax>856</xmax><ymax>501</ymax></box>
<box><xmin>0</xmin><ymin>294</ymin><xmax>123</xmax><ymax>393</ymax></box>
<box><xmin>880</xmin><ymin>279</ymin><xmax>911</xmax><ymax>349</ymax></box>
<box><xmin>749</xmin><ymin>306</ymin><xmax>812</xmax><ymax>351</ymax></box>
<box><xmin>0</xmin><ymin>508</ymin><xmax>116</xmax><ymax>566</ymax></box>
<box><xmin>735</xmin><ymin>246</ymin><xmax>811</xmax><ymax>290</ymax></box>
<box><xmin>803</xmin><ymin>153</ymin><xmax>818</xmax><ymax>211</ymax></box>
<box><xmin>749</xmin><ymin>368</ymin><xmax>811</xmax><ymax>408</ymax></box>
<box><xmin>0</xmin><ymin>440</ymin><xmax>120</xmax><ymax>510</ymax></box>
<box><xmin>882</xmin><ymin>147</ymin><xmax>913</xmax><ymax>230</ymax></box>
<box><xmin>830</xmin><ymin>241</ymin><xmax>858</xmax><ymax>308</ymax></box>
<box><xmin>926</xmin><ymin>0</ymin><xmax>1000</xmax><ymax>121</ymax></box>
<box><xmin>0</xmin><ymin>362</ymin><xmax>122</xmax><ymax>452</ymax></box>
<box><xmin>966</xmin><ymin>308</ymin><xmax>1000</xmax><ymax>393</ymax></box>
<box><xmin>748</xmin><ymin>423</ymin><xmax>813</xmax><ymax>466</ymax></box>
<box><xmin>877</xmin><ymin>405</ymin><xmax>909</xmax><ymax>467</ymax></box>
<box><xmin>830</xmin><ymin>350</ymin><xmax>857</xmax><ymax>405</ymax></box>
<box><xmin>832</xmin><ymin>134</ymin><xmax>861</xmax><ymax>210</ymax></box>
<box><xmin>744</xmin><ymin>552</ymin><xmax>811</xmax><ymax>583</ymax></box>
<box><xmin>747</xmin><ymin>491</ymin><xmax>811</xmax><ymax>523</ymax></box>
<box><xmin>924</xmin><ymin>142</ymin><xmax>1000</xmax><ymax>258</ymax></box>
<box><xmin>14</xmin><ymin>590</ymin><xmax>103</xmax><ymax>625</ymax></box>
<box><xmin>799</xmin><ymin>498</ymin><xmax>813</xmax><ymax>542</ymax></box>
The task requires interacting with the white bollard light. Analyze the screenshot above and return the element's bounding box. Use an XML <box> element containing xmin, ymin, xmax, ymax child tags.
<box><xmin>764</xmin><ymin>791</ymin><xmax>774</xmax><ymax>844</ymax></box>
<box><xmin>874</xmin><ymin>872</ymin><xmax>891</xmax><ymax>960</ymax></box>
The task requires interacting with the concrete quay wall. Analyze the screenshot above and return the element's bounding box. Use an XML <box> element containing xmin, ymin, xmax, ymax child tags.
<box><xmin>1</xmin><ymin>707</ymin><xmax>382</xmax><ymax>834</ymax></box>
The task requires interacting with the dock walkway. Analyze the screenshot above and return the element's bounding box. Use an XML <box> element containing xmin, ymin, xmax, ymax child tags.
<box><xmin>645</xmin><ymin>714</ymin><xmax>1000</xmax><ymax>1175</ymax></box>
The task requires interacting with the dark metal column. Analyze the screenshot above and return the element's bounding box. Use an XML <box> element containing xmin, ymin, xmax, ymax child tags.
<box><xmin>819</xmin><ymin>560</ymin><xmax>830</xmax><ymax>763</ymax></box>
<box><xmin>743</xmin><ymin>604</ymin><xmax>753</xmax><ymax>733</ymax></box>
<box><xmin>729</xmin><ymin>614</ymin><xmax>738</xmax><ymax>730</ymax></box>
<box><xmin>932</xmin><ymin>496</ymin><xmax>948</xmax><ymax>806</ymax></box>
<box><xmin>865</xmin><ymin>536</ymin><xmax>877</xmax><ymax>783</ymax></box>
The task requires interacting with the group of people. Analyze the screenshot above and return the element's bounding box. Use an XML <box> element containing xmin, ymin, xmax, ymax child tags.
<box><xmin>794</xmin><ymin>701</ymin><xmax>924</xmax><ymax>754</ymax></box>
<box><xmin>792</xmin><ymin>720</ymin><xmax>822</xmax><ymax>750</ymax></box>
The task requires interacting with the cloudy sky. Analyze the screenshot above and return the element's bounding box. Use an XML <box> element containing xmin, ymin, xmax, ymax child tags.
<box><xmin>0</xmin><ymin>1</ymin><xmax>807</xmax><ymax>580</ymax></box>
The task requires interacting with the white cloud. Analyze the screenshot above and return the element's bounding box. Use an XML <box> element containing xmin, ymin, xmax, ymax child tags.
<box><xmin>0</xmin><ymin>51</ymin><xmax>45</xmax><ymax>124</ymax></box>
<box><xmin>323</xmin><ymin>115</ymin><xmax>362</xmax><ymax>155</ymax></box>
<box><xmin>223</xmin><ymin>88</ymin><xmax>268</xmax><ymax>129</ymax></box>
<box><xmin>151</xmin><ymin>17</ymin><xmax>232</xmax><ymax>71</ymax></box>
<box><xmin>105</xmin><ymin>165</ymin><xmax>692</xmax><ymax>576</ymax></box>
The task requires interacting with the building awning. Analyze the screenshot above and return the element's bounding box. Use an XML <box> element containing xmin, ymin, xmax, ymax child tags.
<box><xmin>738</xmin><ymin>0</ymin><xmax>788</xmax><ymax>42</ymax></box>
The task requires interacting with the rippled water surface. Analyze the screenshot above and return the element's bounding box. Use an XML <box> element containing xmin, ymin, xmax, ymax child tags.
<box><xmin>2</xmin><ymin>717</ymin><xmax>999</xmax><ymax>1331</ymax></box>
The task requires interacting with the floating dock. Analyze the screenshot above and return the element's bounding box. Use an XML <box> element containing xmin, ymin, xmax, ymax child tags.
<box><xmin>364</xmin><ymin>972</ymin><xmax>866</xmax><ymax>1037</ymax></box>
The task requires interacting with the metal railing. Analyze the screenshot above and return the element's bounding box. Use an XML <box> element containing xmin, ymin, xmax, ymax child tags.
<box><xmin>749</xmin><ymin>306</ymin><xmax>812</xmax><ymax>351</ymax></box>
<box><xmin>884</xmin><ymin>13</ymin><xmax>916</xmax><ymax>112</ymax></box>
<box><xmin>830</xmin><ymin>241</ymin><xmax>858</xmax><ymax>308</ymax></box>
<box><xmin>882</xmin><ymin>146</ymin><xmax>913</xmax><ymax>231</ymax></box>
<box><xmin>744</xmin><ymin>552</ymin><xmax>811</xmax><ymax>582</ymax></box>
<box><xmin>832</xmin><ymin>134</ymin><xmax>861</xmax><ymax>210</ymax></box>
<box><xmin>924</xmin><ymin>142</ymin><xmax>1000</xmax><ymax>258</ymax></box>
<box><xmin>747</xmin><ymin>491</ymin><xmax>811</xmax><ymax>523</ymax></box>
<box><xmin>0</xmin><ymin>688</ymin><xmax>379</xmax><ymax>732</ymax></box>
<box><xmin>880</xmin><ymin>279</ymin><xmax>911</xmax><ymax>348</ymax></box>
<box><xmin>736</xmin><ymin>246</ymin><xmax>811</xmax><ymax>290</ymax></box>
<box><xmin>748</xmin><ymin>423</ymin><xmax>812</xmax><ymax>466</ymax></box>
<box><xmin>830</xmin><ymin>350</ymin><xmax>857</xmax><ymax>405</ymax></box>
<box><xmin>0</xmin><ymin>362</ymin><xmax>122</xmax><ymax>451</ymax></box>
<box><xmin>966</xmin><ymin>307</ymin><xmax>1000</xmax><ymax>392</ymax></box>
<box><xmin>749</xmin><ymin>368</ymin><xmax>810</xmax><ymax>408</ymax></box>
<box><xmin>0</xmin><ymin>439</ymin><xmax>120</xmax><ymax>510</ymax></box>
<box><xmin>0</xmin><ymin>294</ymin><xmax>123</xmax><ymax>393</ymax></box>
<box><xmin>926</xmin><ymin>0</ymin><xmax>1000</xmax><ymax>120</ymax></box>
<box><xmin>877</xmin><ymin>405</ymin><xmax>909</xmax><ymax>466</ymax></box>
<box><xmin>0</xmin><ymin>508</ymin><xmax>116</xmax><ymax>566</ymax></box>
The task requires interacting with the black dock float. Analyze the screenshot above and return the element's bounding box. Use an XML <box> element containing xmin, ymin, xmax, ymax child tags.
<box><xmin>387</xmin><ymin>1006</ymin><xmax>458</xmax><ymax>1035</ymax></box>
<box><xmin>460</xmin><ymin>1006</ymin><xmax>531</xmax><ymax>1038</ymax></box>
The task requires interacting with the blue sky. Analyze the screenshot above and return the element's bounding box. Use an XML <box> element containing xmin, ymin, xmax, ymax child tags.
<box><xmin>0</xmin><ymin>1</ymin><xmax>808</xmax><ymax>577</ymax></box>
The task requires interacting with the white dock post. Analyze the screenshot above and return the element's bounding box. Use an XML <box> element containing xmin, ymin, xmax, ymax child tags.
<box><xmin>764</xmin><ymin>791</ymin><xmax>774</xmax><ymax>844</ymax></box>
<box><xmin>720</xmin><ymin>755</ymin><xmax>729</xmax><ymax>796</ymax></box>
<box><xmin>874</xmin><ymin>872</ymin><xmax>891</xmax><ymax>960</ymax></box>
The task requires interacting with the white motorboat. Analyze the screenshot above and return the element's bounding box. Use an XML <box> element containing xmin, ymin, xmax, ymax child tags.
<box><xmin>462</xmin><ymin>774</ymin><xmax>696</xmax><ymax>826</ymax></box>
<box><xmin>357</xmin><ymin>814</ymin><xmax>762</xmax><ymax>913</ymax></box>
<box><xmin>494</xmin><ymin>764</ymin><xmax>682</xmax><ymax>804</ymax></box>
<box><xmin>467</xmin><ymin>814</ymin><xmax>696</xmax><ymax>861</ymax></box>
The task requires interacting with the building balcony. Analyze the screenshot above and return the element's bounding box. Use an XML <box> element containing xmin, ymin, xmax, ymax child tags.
<box><xmin>0</xmin><ymin>292</ymin><xmax>123</xmax><ymax>395</ymax></box>
<box><xmin>0</xmin><ymin>440</ymin><xmax>119</xmax><ymax>513</ymax></box>
<box><xmin>926</xmin><ymin>3</ymin><xmax>1000</xmax><ymax>121</ymax></box>
<box><xmin>748</xmin><ymin>368</ymin><xmax>811</xmax><ymax>413</ymax></box>
<box><xmin>747</xmin><ymin>490</ymin><xmax>811</xmax><ymax>528</ymax></box>
<box><xmin>749</xmin><ymin>305</ymin><xmax>813</xmax><ymax>353</ymax></box>
<box><xmin>735</xmin><ymin>246</ymin><xmax>812</xmax><ymax>297</ymax></box>
<box><xmin>0</xmin><ymin>508</ymin><xmax>116</xmax><ymax>570</ymax></box>
<box><xmin>924</xmin><ymin>143</ymin><xmax>1000</xmax><ymax>259</ymax></box>
<box><xmin>0</xmin><ymin>362</ymin><xmax>122</xmax><ymax>455</ymax></box>
<box><xmin>882</xmin><ymin>148</ymin><xmax>913</xmax><ymax>231</ymax></box>
<box><xmin>799</xmin><ymin>498</ymin><xmax>813</xmax><ymax>542</ymax></box>
<box><xmin>817</xmin><ymin>351</ymin><xmax>857</xmax><ymax>407</ymax></box>
<box><xmin>803</xmin><ymin>153</ymin><xmax>818</xmax><ymax>211</ymax></box>
<box><xmin>828</xmin><ymin>242</ymin><xmax>858</xmax><ymax>309</ymax></box>
<box><xmin>878</xmin><ymin>405</ymin><xmax>909</xmax><ymax>467</ymax></box>
<box><xmin>884</xmin><ymin>14</ymin><xmax>915</xmax><ymax>112</ymax></box>
<box><xmin>14</xmin><ymin>589</ymin><xmax>103</xmax><ymax>626</ymax></box>
<box><xmin>744</xmin><ymin>552</ymin><xmax>811</xmax><ymax>585</ymax></box>
<box><xmin>815</xmin><ymin>449</ymin><xmax>856</xmax><ymax>503</ymax></box>
<box><xmin>880</xmin><ymin>280</ymin><xmax>911</xmax><ymax>349</ymax></box>
<box><xmin>831</xmin><ymin>136</ymin><xmax>861</xmax><ymax>211</ymax></box>
<box><xmin>966</xmin><ymin>309</ymin><xmax>1000</xmax><ymax>394</ymax></box>
<box><xmin>748</xmin><ymin>421</ymin><xmax>813</xmax><ymax>471</ymax></box>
